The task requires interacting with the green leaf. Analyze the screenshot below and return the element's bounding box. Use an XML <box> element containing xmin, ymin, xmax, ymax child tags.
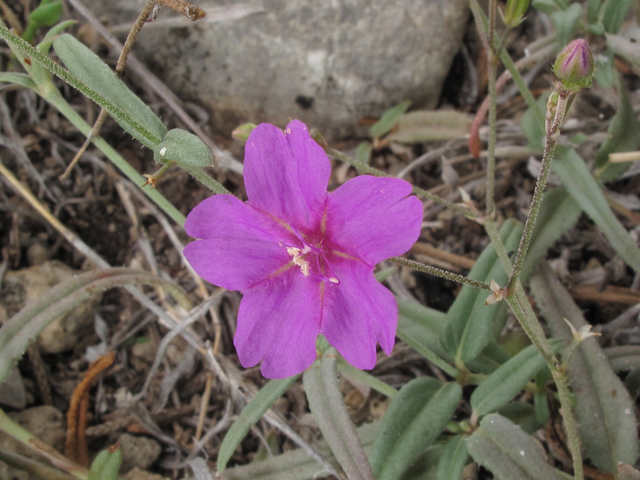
<box><xmin>534</xmin><ymin>392</ymin><xmax>550</xmax><ymax>426</ymax></box>
<box><xmin>467</xmin><ymin>414</ymin><xmax>563</xmax><ymax>480</ymax></box>
<box><xmin>53</xmin><ymin>34</ymin><xmax>167</xmax><ymax>148</ymax></box>
<box><xmin>520</xmin><ymin>187</ymin><xmax>582</xmax><ymax>283</ymax></box>
<box><xmin>303</xmin><ymin>348</ymin><xmax>375</xmax><ymax>480</ymax></box>
<box><xmin>520</xmin><ymin>94</ymin><xmax>548</xmax><ymax>152</ymax></box>
<box><xmin>604</xmin><ymin>345</ymin><xmax>640</xmax><ymax>372</ymax></box>
<box><xmin>530</xmin><ymin>263</ymin><xmax>640</xmax><ymax>472</ymax></box>
<box><xmin>532</xmin><ymin>0</ymin><xmax>568</xmax><ymax>15</ymax></box>
<box><xmin>437</xmin><ymin>435</ymin><xmax>468</xmax><ymax>480</ymax></box>
<box><xmin>0</xmin><ymin>72</ymin><xmax>37</xmax><ymax>90</ymax></box>
<box><xmin>384</xmin><ymin>110</ymin><xmax>473</xmax><ymax>144</ymax></box>
<box><xmin>37</xmin><ymin>20</ymin><xmax>77</xmax><ymax>54</ymax></box>
<box><xmin>217</xmin><ymin>375</ymin><xmax>298</xmax><ymax>474</ymax></box>
<box><xmin>594</xmin><ymin>49</ymin><xmax>614</xmax><ymax>89</ymax></box>
<box><xmin>587</xmin><ymin>0</ymin><xmax>602</xmax><ymax>23</ymax></box>
<box><xmin>356</xmin><ymin>141</ymin><xmax>373</xmax><ymax>164</ymax></box>
<box><xmin>440</xmin><ymin>219</ymin><xmax>523</xmax><ymax>365</ymax></box>
<box><xmin>549</xmin><ymin>3</ymin><xmax>583</xmax><ymax>46</ymax></box>
<box><xmin>223</xmin><ymin>422</ymin><xmax>379</xmax><ymax>480</ymax></box>
<box><xmin>369</xmin><ymin>378</ymin><xmax>461</xmax><ymax>480</ymax></box>
<box><xmin>495</xmin><ymin>403</ymin><xmax>541</xmax><ymax>435</ymax></box>
<box><xmin>28</xmin><ymin>1</ymin><xmax>63</xmax><ymax>27</ymax></box>
<box><xmin>153</xmin><ymin>129</ymin><xmax>212</xmax><ymax>167</ymax></box>
<box><xmin>602</xmin><ymin>0</ymin><xmax>633</xmax><ymax>33</ymax></box>
<box><xmin>399</xmin><ymin>444</ymin><xmax>446</xmax><ymax>480</ymax></box>
<box><xmin>470</xmin><ymin>343</ymin><xmax>556</xmax><ymax>417</ymax></box>
<box><xmin>553</xmin><ymin>146</ymin><xmax>640</xmax><ymax>272</ymax></box>
<box><xmin>370</xmin><ymin>100</ymin><xmax>411</xmax><ymax>138</ymax></box>
<box><xmin>88</xmin><ymin>445</ymin><xmax>122</xmax><ymax>480</ymax></box>
<box><xmin>595</xmin><ymin>77</ymin><xmax>640</xmax><ymax>179</ymax></box>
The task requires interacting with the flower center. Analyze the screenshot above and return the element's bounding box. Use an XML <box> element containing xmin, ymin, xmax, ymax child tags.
<box><xmin>281</xmin><ymin>228</ymin><xmax>339</xmax><ymax>285</ymax></box>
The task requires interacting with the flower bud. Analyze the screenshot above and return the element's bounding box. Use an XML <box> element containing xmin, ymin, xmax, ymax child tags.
<box><xmin>553</xmin><ymin>39</ymin><xmax>595</xmax><ymax>91</ymax></box>
<box><xmin>231</xmin><ymin>123</ymin><xmax>256</xmax><ymax>142</ymax></box>
<box><xmin>502</xmin><ymin>0</ymin><xmax>529</xmax><ymax>28</ymax></box>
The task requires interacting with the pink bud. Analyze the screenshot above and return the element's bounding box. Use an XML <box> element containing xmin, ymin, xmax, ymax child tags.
<box><xmin>553</xmin><ymin>39</ymin><xmax>595</xmax><ymax>91</ymax></box>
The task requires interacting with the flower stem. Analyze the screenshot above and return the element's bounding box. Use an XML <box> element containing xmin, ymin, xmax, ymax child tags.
<box><xmin>485</xmin><ymin>0</ymin><xmax>498</xmax><ymax>219</ymax></box>
<box><xmin>389</xmin><ymin>257</ymin><xmax>492</xmax><ymax>291</ymax></box>
<box><xmin>327</xmin><ymin>147</ymin><xmax>476</xmax><ymax>218</ymax></box>
<box><xmin>43</xmin><ymin>89</ymin><xmax>187</xmax><ymax>226</ymax></box>
<box><xmin>554</xmin><ymin>372</ymin><xmax>585</xmax><ymax>480</ymax></box>
<box><xmin>506</xmin><ymin>123</ymin><xmax>559</xmax><ymax>293</ymax></box>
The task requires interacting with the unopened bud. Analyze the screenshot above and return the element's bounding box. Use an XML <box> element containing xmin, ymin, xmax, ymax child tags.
<box><xmin>502</xmin><ymin>0</ymin><xmax>529</xmax><ymax>28</ymax></box>
<box><xmin>232</xmin><ymin>123</ymin><xmax>256</xmax><ymax>142</ymax></box>
<box><xmin>553</xmin><ymin>39</ymin><xmax>595</xmax><ymax>91</ymax></box>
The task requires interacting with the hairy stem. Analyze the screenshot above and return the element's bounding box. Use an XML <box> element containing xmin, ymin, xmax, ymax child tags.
<box><xmin>390</xmin><ymin>257</ymin><xmax>492</xmax><ymax>291</ymax></box>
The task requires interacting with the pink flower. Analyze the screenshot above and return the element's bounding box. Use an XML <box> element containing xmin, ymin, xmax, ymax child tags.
<box><xmin>184</xmin><ymin>120</ymin><xmax>423</xmax><ymax>378</ymax></box>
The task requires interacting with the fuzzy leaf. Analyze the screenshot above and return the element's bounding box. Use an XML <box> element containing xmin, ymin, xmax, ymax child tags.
<box><xmin>594</xmin><ymin>49</ymin><xmax>615</xmax><ymax>89</ymax></box>
<box><xmin>604</xmin><ymin>345</ymin><xmax>640</xmax><ymax>372</ymax></box>
<box><xmin>369</xmin><ymin>378</ymin><xmax>461</xmax><ymax>480</ymax></box>
<box><xmin>153</xmin><ymin>129</ymin><xmax>212</xmax><ymax>167</ymax></box>
<box><xmin>595</xmin><ymin>76</ymin><xmax>639</xmax><ymax>179</ymax></box>
<box><xmin>437</xmin><ymin>435</ymin><xmax>468</xmax><ymax>480</ymax></box>
<box><xmin>53</xmin><ymin>34</ymin><xmax>167</xmax><ymax>148</ymax></box>
<box><xmin>467</xmin><ymin>414</ymin><xmax>563</xmax><ymax>480</ymax></box>
<box><xmin>553</xmin><ymin>146</ymin><xmax>640</xmax><ymax>273</ymax></box>
<box><xmin>530</xmin><ymin>263</ymin><xmax>640</xmax><ymax>472</ymax></box>
<box><xmin>370</xmin><ymin>100</ymin><xmax>411</xmax><ymax>137</ymax></box>
<box><xmin>550</xmin><ymin>3</ymin><xmax>583</xmax><ymax>46</ymax></box>
<box><xmin>0</xmin><ymin>72</ymin><xmax>37</xmax><ymax>90</ymax></box>
<box><xmin>440</xmin><ymin>219</ymin><xmax>523</xmax><ymax>365</ymax></box>
<box><xmin>217</xmin><ymin>375</ymin><xmax>298</xmax><ymax>473</ymax></box>
<box><xmin>602</xmin><ymin>0</ymin><xmax>634</xmax><ymax>33</ymax></box>
<box><xmin>385</xmin><ymin>110</ymin><xmax>473</xmax><ymax>144</ymax></box>
<box><xmin>303</xmin><ymin>349</ymin><xmax>374</xmax><ymax>480</ymax></box>
<box><xmin>470</xmin><ymin>343</ymin><xmax>556</xmax><ymax>417</ymax></box>
<box><xmin>520</xmin><ymin>187</ymin><xmax>582</xmax><ymax>282</ymax></box>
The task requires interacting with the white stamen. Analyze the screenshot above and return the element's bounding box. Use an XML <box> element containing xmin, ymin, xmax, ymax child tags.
<box><xmin>328</xmin><ymin>277</ymin><xmax>339</xmax><ymax>284</ymax></box>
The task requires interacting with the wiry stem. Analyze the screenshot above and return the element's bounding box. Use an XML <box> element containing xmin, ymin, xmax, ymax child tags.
<box><xmin>389</xmin><ymin>257</ymin><xmax>492</xmax><ymax>291</ymax></box>
<box><xmin>485</xmin><ymin>0</ymin><xmax>498</xmax><ymax>218</ymax></box>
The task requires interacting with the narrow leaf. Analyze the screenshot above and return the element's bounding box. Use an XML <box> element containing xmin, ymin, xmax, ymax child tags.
<box><xmin>440</xmin><ymin>219</ymin><xmax>523</xmax><ymax>365</ymax></box>
<box><xmin>554</xmin><ymin>146</ymin><xmax>640</xmax><ymax>272</ymax></box>
<box><xmin>385</xmin><ymin>110</ymin><xmax>473</xmax><ymax>144</ymax></box>
<box><xmin>154</xmin><ymin>129</ymin><xmax>212</xmax><ymax>167</ymax></box>
<box><xmin>437</xmin><ymin>435</ymin><xmax>468</xmax><ymax>480</ymax></box>
<box><xmin>604</xmin><ymin>345</ymin><xmax>640</xmax><ymax>372</ymax></box>
<box><xmin>530</xmin><ymin>263</ymin><xmax>640</xmax><ymax>472</ymax></box>
<box><xmin>53</xmin><ymin>34</ymin><xmax>167</xmax><ymax>148</ymax></box>
<box><xmin>550</xmin><ymin>4</ymin><xmax>583</xmax><ymax>46</ymax></box>
<box><xmin>602</xmin><ymin>0</ymin><xmax>634</xmax><ymax>33</ymax></box>
<box><xmin>369</xmin><ymin>378</ymin><xmax>461</xmax><ymax>480</ymax></box>
<box><xmin>217</xmin><ymin>375</ymin><xmax>298</xmax><ymax>473</ymax></box>
<box><xmin>303</xmin><ymin>348</ymin><xmax>375</xmax><ymax>480</ymax></box>
<box><xmin>470</xmin><ymin>344</ymin><xmax>553</xmax><ymax>417</ymax></box>
<box><xmin>0</xmin><ymin>72</ymin><xmax>37</xmax><ymax>90</ymax></box>
<box><xmin>370</xmin><ymin>100</ymin><xmax>411</xmax><ymax>137</ymax></box>
<box><xmin>467</xmin><ymin>413</ymin><xmax>563</xmax><ymax>480</ymax></box>
<box><xmin>595</xmin><ymin>76</ymin><xmax>639</xmax><ymax>179</ymax></box>
<box><xmin>521</xmin><ymin>187</ymin><xmax>582</xmax><ymax>283</ymax></box>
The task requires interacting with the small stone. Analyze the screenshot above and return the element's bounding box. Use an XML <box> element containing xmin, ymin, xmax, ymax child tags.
<box><xmin>117</xmin><ymin>433</ymin><xmax>162</xmax><ymax>473</ymax></box>
<box><xmin>26</xmin><ymin>241</ymin><xmax>49</xmax><ymax>266</ymax></box>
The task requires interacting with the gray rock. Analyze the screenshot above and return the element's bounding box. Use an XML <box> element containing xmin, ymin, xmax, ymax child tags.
<box><xmin>80</xmin><ymin>0</ymin><xmax>468</xmax><ymax>139</ymax></box>
<box><xmin>117</xmin><ymin>433</ymin><xmax>162</xmax><ymax>473</ymax></box>
<box><xmin>0</xmin><ymin>406</ymin><xmax>66</xmax><ymax>480</ymax></box>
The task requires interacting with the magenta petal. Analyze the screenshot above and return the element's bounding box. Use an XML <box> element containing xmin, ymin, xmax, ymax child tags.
<box><xmin>321</xmin><ymin>260</ymin><xmax>397</xmax><ymax>370</ymax></box>
<box><xmin>326</xmin><ymin>176</ymin><xmax>423</xmax><ymax>265</ymax></box>
<box><xmin>184</xmin><ymin>194</ymin><xmax>291</xmax><ymax>291</ymax></box>
<box><xmin>234</xmin><ymin>269</ymin><xmax>322</xmax><ymax>378</ymax></box>
<box><xmin>244</xmin><ymin>120</ymin><xmax>330</xmax><ymax>230</ymax></box>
